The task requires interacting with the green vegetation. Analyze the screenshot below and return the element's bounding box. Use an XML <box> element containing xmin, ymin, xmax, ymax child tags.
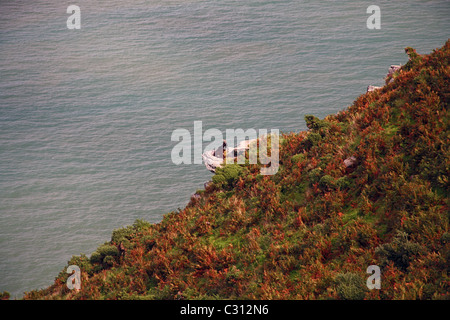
<box><xmin>23</xmin><ymin>41</ymin><xmax>449</xmax><ymax>300</ymax></box>
<box><xmin>335</xmin><ymin>273</ymin><xmax>368</xmax><ymax>300</ymax></box>
<box><xmin>212</xmin><ymin>164</ymin><xmax>245</xmax><ymax>188</ymax></box>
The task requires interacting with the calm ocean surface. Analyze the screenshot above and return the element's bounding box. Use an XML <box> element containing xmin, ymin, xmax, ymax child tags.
<box><xmin>0</xmin><ymin>0</ymin><xmax>449</xmax><ymax>298</ymax></box>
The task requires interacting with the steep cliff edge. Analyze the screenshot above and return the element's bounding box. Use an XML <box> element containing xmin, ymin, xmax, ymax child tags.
<box><xmin>24</xmin><ymin>40</ymin><xmax>449</xmax><ymax>300</ymax></box>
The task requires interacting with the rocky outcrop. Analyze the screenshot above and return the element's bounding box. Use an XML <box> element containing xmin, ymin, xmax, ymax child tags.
<box><xmin>202</xmin><ymin>139</ymin><xmax>257</xmax><ymax>173</ymax></box>
<box><xmin>386</xmin><ymin>65</ymin><xmax>402</xmax><ymax>84</ymax></box>
<box><xmin>202</xmin><ymin>149</ymin><xmax>223</xmax><ymax>173</ymax></box>
<box><xmin>343</xmin><ymin>156</ymin><xmax>358</xmax><ymax>173</ymax></box>
<box><xmin>367</xmin><ymin>64</ymin><xmax>402</xmax><ymax>92</ymax></box>
<box><xmin>387</xmin><ymin>65</ymin><xmax>401</xmax><ymax>77</ymax></box>
<box><xmin>367</xmin><ymin>85</ymin><xmax>382</xmax><ymax>92</ymax></box>
<box><xmin>343</xmin><ymin>156</ymin><xmax>357</xmax><ymax>168</ymax></box>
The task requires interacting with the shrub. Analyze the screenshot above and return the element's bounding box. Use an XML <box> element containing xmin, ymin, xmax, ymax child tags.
<box><xmin>319</xmin><ymin>175</ymin><xmax>335</xmax><ymax>191</ymax></box>
<box><xmin>98</xmin><ymin>243</ymin><xmax>120</xmax><ymax>257</ymax></box>
<box><xmin>306</xmin><ymin>132</ymin><xmax>322</xmax><ymax>147</ymax></box>
<box><xmin>334</xmin><ymin>273</ymin><xmax>368</xmax><ymax>300</ymax></box>
<box><xmin>375</xmin><ymin>231</ymin><xmax>424</xmax><ymax>271</ymax></box>
<box><xmin>90</xmin><ymin>243</ymin><xmax>120</xmax><ymax>268</ymax></box>
<box><xmin>308</xmin><ymin>168</ymin><xmax>322</xmax><ymax>185</ymax></box>
<box><xmin>336</xmin><ymin>176</ymin><xmax>351</xmax><ymax>189</ymax></box>
<box><xmin>291</xmin><ymin>153</ymin><xmax>305</xmax><ymax>165</ymax></box>
<box><xmin>112</xmin><ymin>219</ymin><xmax>151</xmax><ymax>246</ymax></box>
<box><xmin>212</xmin><ymin>174</ymin><xmax>227</xmax><ymax>185</ymax></box>
<box><xmin>89</xmin><ymin>251</ymin><xmax>102</xmax><ymax>264</ymax></box>
<box><xmin>212</xmin><ymin>164</ymin><xmax>244</xmax><ymax>188</ymax></box>
<box><xmin>103</xmin><ymin>255</ymin><xmax>116</xmax><ymax>268</ymax></box>
<box><xmin>403</xmin><ymin>47</ymin><xmax>423</xmax><ymax>71</ymax></box>
<box><xmin>305</xmin><ymin>115</ymin><xmax>329</xmax><ymax>131</ymax></box>
<box><xmin>111</xmin><ymin>227</ymin><xmax>133</xmax><ymax>248</ymax></box>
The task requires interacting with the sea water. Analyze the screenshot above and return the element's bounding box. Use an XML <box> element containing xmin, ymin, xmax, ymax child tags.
<box><xmin>0</xmin><ymin>0</ymin><xmax>449</xmax><ymax>298</ymax></box>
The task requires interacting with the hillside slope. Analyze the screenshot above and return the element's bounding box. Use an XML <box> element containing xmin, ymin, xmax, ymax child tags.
<box><xmin>24</xmin><ymin>40</ymin><xmax>449</xmax><ymax>300</ymax></box>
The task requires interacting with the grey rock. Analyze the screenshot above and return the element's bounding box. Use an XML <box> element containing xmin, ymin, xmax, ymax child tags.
<box><xmin>367</xmin><ymin>85</ymin><xmax>382</xmax><ymax>92</ymax></box>
<box><xmin>202</xmin><ymin>138</ymin><xmax>257</xmax><ymax>173</ymax></box>
<box><xmin>386</xmin><ymin>65</ymin><xmax>401</xmax><ymax>83</ymax></box>
<box><xmin>387</xmin><ymin>65</ymin><xmax>401</xmax><ymax>77</ymax></box>
<box><xmin>344</xmin><ymin>156</ymin><xmax>357</xmax><ymax>168</ymax></box>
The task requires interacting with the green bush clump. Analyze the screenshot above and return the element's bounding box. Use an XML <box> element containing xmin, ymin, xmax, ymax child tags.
<box><xmin>305</xmin><ymin>132</ymin><xmax>322</xmax><ymax>147</ymax></box>
<box><xmin>308</xmin><ymin>168</ymin><xmax>322</xmax><ymax>185</ymax></box>
<box><xmin>103</xmin><ymin>255</ymin><xmax>116</xmax><ymax>268</ymax></box>
<box><xmin>112</xmin><ymin>219</ymin><xmax>151</xmax><ymax>247</ymax></box>
<box><xmin>403</xmin><ymin>47</ymin><xmax>423</xmax><ymax>71</ymax></box>
<box><xmin>305</xmin><ymin>115</ymin><xmax>330</xmax><ymax>131</ymax></box>
<box><xmin>291</xmin><ymin>153</ymin><xmax>305</xmax><ymax>165</ymax></box>
<box><xmin>375</xmin><ymin>231</ymin><xmax>424</xmax><ymax>271</ymax></box>
<box><xmin>90</xmin><ymin>243</ymin><xmax>120</xmax><ymax>268</ymax></box>
<box><xmin>111</xmin><ymin>227</ymin><xmax>133</xmax><ymax>247</ymax></box>
<box><xmin>89</xmin><ymin>252</ymin><xmax>101</xmax><ymax>264</ymax></box>
<box><xmin>336</xmin><ymin>176</ymin><xmax>351</xmax><ymax>189</ymax></box>
<box><xmin>212</xmin><ymin>164</ymin><xmax>244</xmax><ymax>188</ymax></box>
<box><xmin>334</xmin><ymin>273</ymin><xmax>368</xmax><ymax>300</ymax></box>
<box><xmin>319</xmin><ymin>175</ymin><xmax>335</xmax><ymax>191</ymax></box>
